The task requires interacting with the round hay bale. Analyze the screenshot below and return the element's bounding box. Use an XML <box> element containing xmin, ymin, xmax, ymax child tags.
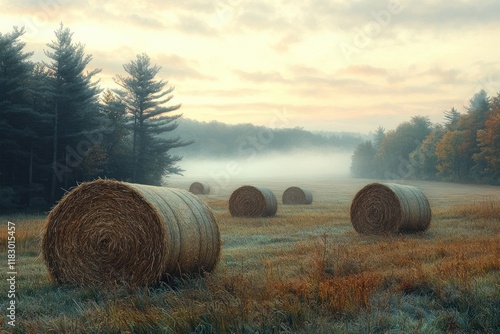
<box><xmin>42</xmin><ymin>179</ymin><xmax>221</xmax><ymax>287</ymax></box>
<box><xmin>229</xmin><ymin>185</ymin><xmax>277</xmax><ymax>217</ymax></box>
<box><xmin>189</xmin><ymin>182</ymin><xmax>210</xmax><ymax>195</ymax></box>
<box><xmin>350</xmin><ymin>182</ymin><xmax>431</xmax><ymax>234</ymax></box>
<box><xmin>282</xmin><ymin>187</ymin><xmax>313</xmax><ymax>205</ymax></box>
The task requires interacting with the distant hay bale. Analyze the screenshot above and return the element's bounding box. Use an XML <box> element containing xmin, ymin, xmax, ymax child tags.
<box><xmin>282</xmin><ymin>187</ymin><xmax>313</xmax><ymax>205</ymax></box>
<box><xmin>189</xmin><ymin>182</ymin><xmax>210</xmax><ymax>195</ymax></box>
<box><xmin>229</xmin><ymin>185</ymin><xmax>277</xmax><ymax>217</ymax></box>
<box><xmin>350</xmin><ymin>183</ymin><xmax>431</xmax><ymax>234</ymax></box>
<box><xmin>42</xmin><ymin>179</ymin><xmax>221</xmax><ymax>287</ymax></box>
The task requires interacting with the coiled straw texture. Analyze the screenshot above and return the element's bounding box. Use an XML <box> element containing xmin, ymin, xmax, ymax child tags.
<box><xmin>229</xmin><ymin>185</ymin><xmax>277</xmax><ymax>217</ymax></box>
<box><xmin>282</xmin><ymin>187</ymin><xmax>313</xmax><ymax>205</ymax></box>
<box><xmin>350</xmin><ymin>183</ymin><xmax>431</xmax><ymax>234</ymax></box>
<box><xmin>42</xmin><ymin>179</ymin><xmax>221</xmax><ymax>287</ymax></box>
<box><xmin>189</xmin><ymin>182</ymin><xmax>210</xmax><ymax>195</ymax></box>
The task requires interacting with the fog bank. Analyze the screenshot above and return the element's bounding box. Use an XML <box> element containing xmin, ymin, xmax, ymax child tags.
<box><xmin>173</xmin><ymin>149</ymin><xmax>352</xmax><ymax>183</ymax></box>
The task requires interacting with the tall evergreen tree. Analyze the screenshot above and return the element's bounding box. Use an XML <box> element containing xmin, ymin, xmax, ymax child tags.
<box><xmin>114</xmin><ymin>53</ymin><xmax>191</xmax><ymax>185</ymax></box>
<box><xmin>443</xmin><ymin>107</ymin><xmax>460</xmax><ymax>130</ymax></box>
<box><xmin>97</xmin><ymin>89</ymin><xmax>132</xmax><ymax>180</ymax></box>
<box><xmin>373</xmin><ymin>126</ymin><xmax>385</xmax><ymax>150</ymax></box>
<box><xmin>43</xmin><ymin>24</ymin><xmax>101</xmax><ymax>200</ymax></box>
<box><xmin>0</xmin><ymin>27</ymin><xmax>41</xmax><ymax>209</ymax></box>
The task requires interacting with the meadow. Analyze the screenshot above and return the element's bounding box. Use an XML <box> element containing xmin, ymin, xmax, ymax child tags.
<box><xmin>0</xmin><ymin>177</ymin><xmax>499</xmax><ymax>333</ymax></box>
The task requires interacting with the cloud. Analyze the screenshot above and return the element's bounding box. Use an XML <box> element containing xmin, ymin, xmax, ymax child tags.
<box><xmin>272</xmin><ymin>32</ymin><xmax>304</xmax><ymax>52</ymax></box>
<box><xmin>184</xmin><ymin>87</ymin><xmax>263</xmax><ymax>97</ymax></box>
<box><xmin>175</xmin><ymin>14</ymin><xmax>218</xmax><ymax>35</ymax></box>
<box><xmin>155</xmin><ymin>53</ymin><xmax>213</xmax><ymax>81</ymax></box>
<box><xmin>233</xmin><ymin>70</ymin><xmax>287</xmax><ymax>83</ymax></box>
<box><xmin>405</xmin><ymin>0</ymin><xmax>500</xmax><ymax>28</ymax></box>
<box><xmin>236</xmin><ymin>1</ymin><xmax>291</xmax><ymax>31</ymax></box>
<box><xmin>149</xmin><ymin>0</ymin><xmax>215</xmax><ymax>13</ymax></box>
<box><xmin>127</xmin><ymin>14</ymin><xmax>166</xmax><ymax>30</ymax></box>
<box><xmin>337</xmin><ymin>65</ymin><xmax>388</xmax><ymax>77</ymax></box>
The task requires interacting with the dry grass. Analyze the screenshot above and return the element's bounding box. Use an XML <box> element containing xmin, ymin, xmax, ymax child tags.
<box><xmin>454</xmin><ymin>200</ymin><xmax>500</xmax><ymax>220</ymax></box>
<box><xmin>1</xmin><ymin>178</ymin><xmax>499</xmax><ymax>333</ymax></box>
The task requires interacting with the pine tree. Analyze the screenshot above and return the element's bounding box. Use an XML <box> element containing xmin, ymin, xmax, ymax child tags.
<box><xmin>443</xmin><ymin>107</ymin><xmax>460</xmax><ymax>130</ymax></box>
<box><xmin>0</xmin><ymin>27</ymin><xmax>41</xmax><ymax>209</ymax></box>
<box><xmin>43</xmin><ymin>24</ymin><xmax>101</xmax><ymax>200</ymax></box>
<box><xmin>114</xmin><ymin>53</ymin><xmax>191</xmax><ymax>185</ymax></box>
<box><xmin>98</xmin><ymin>89</ymin><xmax>132</xmax><ymax>180</ymax></box>
<box><xmin>373</xmin><ymin>126</ymin><xmax>385</xmax><ymax>150</ymax></box>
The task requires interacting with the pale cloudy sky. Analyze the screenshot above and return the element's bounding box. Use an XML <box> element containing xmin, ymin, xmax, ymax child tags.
<box><xmin>2</xmin><ymin>0</ymin><xmax>500</xmax><ymax>133</ymax></box>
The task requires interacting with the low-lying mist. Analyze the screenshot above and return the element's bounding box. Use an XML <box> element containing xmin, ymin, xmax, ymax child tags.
<box><xmin>172</xmin><ymin>149</ymin><xmax>353</xmax><ymax>183</ymax></box>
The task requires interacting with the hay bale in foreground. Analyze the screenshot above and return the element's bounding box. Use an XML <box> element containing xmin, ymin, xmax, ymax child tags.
<box><xmin>350</xmin><ymin>183</ymin><xmax>431</xmax><ymax>234</ymax></box>
<box><xmin>282</xmin><ymin>187</ymin><xmax>313</xmax><ymax>205</ymax></box>
<box><xmin>229</xmin><ymin>185</ymin><xmax>277</xmax><ymax>217</ymax></box>
<box><xmin>42</xmin><ymin>179</ymin><xmax>221</xmax><ymax>287</ymax></box>
<box><xmin>189</xmin><ymin>182</ymin><xmax>210</xmax><ymax>195</ymax></box>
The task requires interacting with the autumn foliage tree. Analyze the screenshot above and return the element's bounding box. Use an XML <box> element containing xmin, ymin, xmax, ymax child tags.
<box><xmin>475</xmin><ymin>94</ymin><xmax>500</xmax><ymax>182</ymax></box>
<box><xmin>409</xmin><ymin>125</ymin><xmax>444</xmax><ymax>180</ymax></box>
<box><xmin>351</xmin><ymin>90</ymin><xmax>499</xmax><ymax>184</ymax></box>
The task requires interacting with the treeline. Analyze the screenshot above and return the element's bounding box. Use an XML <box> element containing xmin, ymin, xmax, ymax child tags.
<box><xmin>351</xmin><ymin>90</ymin><xmax>500</xmax><ymax>185</ymax></box>
<box><xmin>0</xmin><ymin>25</ymin><xmax>188</xmax><ymax>212</ymax></box>
<box><xmin>170</xmin><ymin>118</ymin><xmax>365</xmax><ymax>158</ymax></box>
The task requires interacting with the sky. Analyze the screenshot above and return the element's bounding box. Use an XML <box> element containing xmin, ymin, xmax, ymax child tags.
<box><xmin>2</xmin><ymin>0</ymin><xmax>500</xmax><ymax>133</ymax></box>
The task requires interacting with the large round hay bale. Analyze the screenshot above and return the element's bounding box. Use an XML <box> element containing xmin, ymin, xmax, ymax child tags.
<box><xmin>229</xmin><ymin>185</ymin><xmax>277</xmax><ymax>217</ymax></box>
<box><xmin>42</xmin><ymin>179</ymin><xmax>221</xmax><ymax>287</ymax></box>
<box><xmin>282</xmin><ymin>186</ymin><xmax>313</xmax><ymax>205</ymax></box>
<box><xmin>189</xmin><ymin>182</ymin><xmax>210</xmax><ymax>195</ymax></box>
<box><xmin>350</xmin><ymin>183</ymin><xmax>431</xmax><ymax>234</ymax></box>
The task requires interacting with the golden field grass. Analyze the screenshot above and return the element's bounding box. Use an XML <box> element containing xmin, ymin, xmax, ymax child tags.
<box><xmin>0</xmin><ymin>177</ymin><xmax>499</xmax><ymax>333</ymax></box>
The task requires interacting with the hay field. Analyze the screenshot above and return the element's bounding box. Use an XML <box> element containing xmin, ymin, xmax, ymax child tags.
<box><xmin>1</xmin><ymin>177</ymin><xmax>499</xmax><ymax>333</ymax></box>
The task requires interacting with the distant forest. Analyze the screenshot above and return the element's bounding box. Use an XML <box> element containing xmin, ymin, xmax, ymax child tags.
<box><xmin>351</xmin><ymin>89</ymin><xmax>500</xmax><ymax>185</ymax></box>
<box><xmin>169</xmin><ymin>118</ymin><xmax>365</xmax><ymax>159</ymax></box>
